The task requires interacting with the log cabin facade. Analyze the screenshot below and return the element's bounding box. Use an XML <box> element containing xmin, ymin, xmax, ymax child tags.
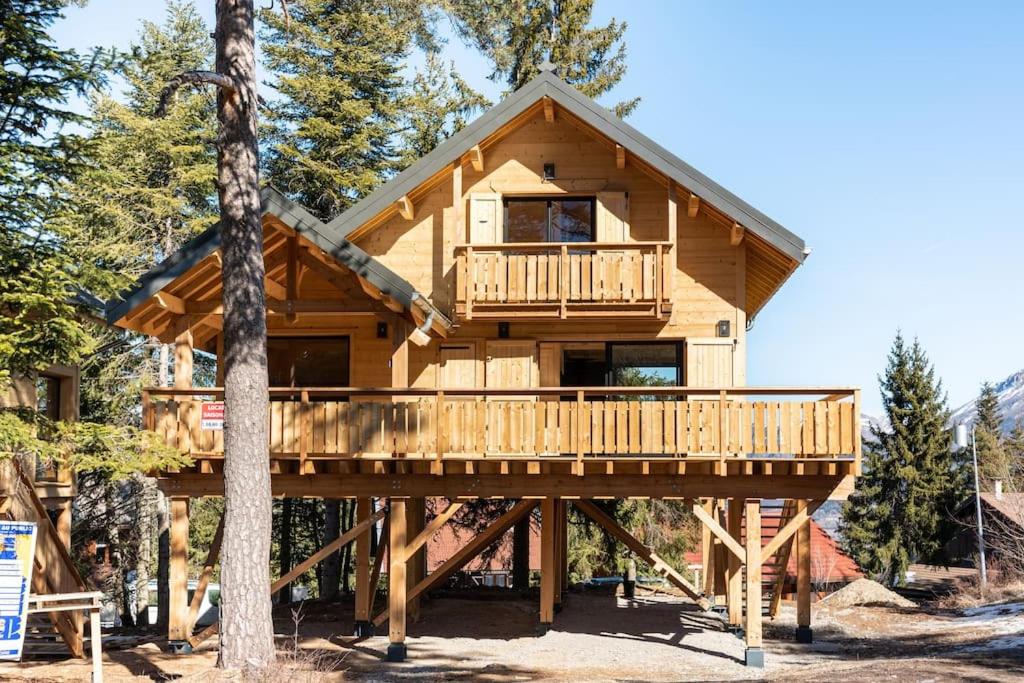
<box><xmin>105</xmin><ymin>70</ymin><xmax>860</xmax><ymax>667</ymax></box>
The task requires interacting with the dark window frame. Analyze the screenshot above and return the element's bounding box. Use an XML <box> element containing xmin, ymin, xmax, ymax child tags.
<box><xmin>502</xmin><ymin>196</ymin><xmax>596</xmax><ymax>243</ymax></box>
<box><xmin>605</xmin><ymin>341</ymin><xmax>684</xmax><ymax>387</ymax></box>
<box><xmin>267</xmin><ymin>335</ymin><xmax>351</xmax><ymax>398</ymax></box>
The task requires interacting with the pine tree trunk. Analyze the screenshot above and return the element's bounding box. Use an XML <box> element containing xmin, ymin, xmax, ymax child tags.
<box><xmin>278</xmin><ymin>498</ymin><xmax>292</xmax><ymax>604</ymax></box>
<box><xmin>513</xmin><ymin>515</ymin><xmax>530</xmax><ymax>589</ymax></box>
<box><xmin>214</xmin><ymin>0</ymin><xmax>274</xmax><ymax>669</ymax></box>
<box><xmin>322</xmin><ymin>500</ymin><xmax>341</xmax><ymax>600</ymax></box>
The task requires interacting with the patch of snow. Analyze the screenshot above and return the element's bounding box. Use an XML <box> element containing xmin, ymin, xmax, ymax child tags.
<box><xmin>962</xmin><ymin>601</ymin><xmax>1024</xmax><ymax>619</ymax></box>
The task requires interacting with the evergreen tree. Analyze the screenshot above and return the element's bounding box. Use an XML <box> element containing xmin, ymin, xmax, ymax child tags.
<box><xmin>0</xmin><ymin>0</ymin><xmax>113</xmax><ymax>383</ymax></box>
<box><xmin>973</xmin><ymin>382</ymin><xmax>1011</xmax><ymax>487</ymax></box>
<box><xmin>70</xmin><ymin>0</ymin><xmax>218</xmax><ymax>279</ymax></box>
<box><xmin>260</xmin><ymin>0</ymin><xmax>462</xmax><ymax>221</ymax></box>
<box><xmin>446</xmin><ymin>0</ymin><xmax>638</xmax><ymax>116</ymax></box>
<box><xmin>401</xmin><ymin>52</ymin><xmax>490</xmax><ymax>163</ymax></box>
<box><xmin>842</xmin><ymin>333</ymin><xmax>966</xmax><ymax>587</ymax></box>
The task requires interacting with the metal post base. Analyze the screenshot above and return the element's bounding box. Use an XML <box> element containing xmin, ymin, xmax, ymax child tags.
<box><xmin>744</xmin><ymin>647</ymin><xmax>764</xmax><ymax>668</ymax></box>
<box><xmin>386</xmin><ymin>642</ymin><xmax>407</xmax><ymax>662</ymax></box>
<box><xmin>536</xmin><ymin>622</ymin><xmax>552</xmax><ymax>636</ymax></box>
<box><xmin>795</xmin><ymin>625</ymin><xmax>813</xmax><ymax>643</ymax></box>
<box><xmin>354</xmin><ymin>620</ymin><xmax>374</xmax><ymax>638</ymax></box>
<box><xmin>169</xmin><ymin>640</ymin><xmax>193</xmax><ymax>655</ymax></box>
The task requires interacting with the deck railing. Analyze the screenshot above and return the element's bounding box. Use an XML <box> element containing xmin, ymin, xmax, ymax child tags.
<box><xmin>454</xmin><ymin>242</ymin><xmax>673</xmax><ymax>318</ymax></box>
<box><xmin>142</xmin><ymin>387</ymin><xmax>861</xmax><ymax>473</ymax></box>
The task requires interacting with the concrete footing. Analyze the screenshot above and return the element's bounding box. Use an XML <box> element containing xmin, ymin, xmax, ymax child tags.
<box><xmin>168</xmin><ymin>640</ymin><xmax>193</xmax><ymax>655</ymax></box>
<box><xmin>795</xmin><ymin>625</ymin><xmax>813</xmax><ymax>643</ymax></box>
<box><xmin>386</xmin><ymin>642</ymin><xmax>407</xmax><ymax>662</ymax></box>
<box><xmin>744</xmin><ymin>647</ymin><xmax>764</xmax><ymax>668</ymax></box>
<box><xmin>536</xmin><ymin>623</ymin><xmax>552</xmax><ymax>636</ymax></box>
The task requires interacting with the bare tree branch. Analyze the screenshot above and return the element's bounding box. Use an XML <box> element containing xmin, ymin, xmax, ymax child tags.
<box><xmin>154</xmin><ymin>70</ymin><xmax>236</xmax><ymax>117</ymax></box>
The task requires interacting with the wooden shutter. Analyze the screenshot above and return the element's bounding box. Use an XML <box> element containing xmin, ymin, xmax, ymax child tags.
<box><xmin>469</xmin><ymin>193</ymin><xmax>501</xmax><ymax>244</ymax></box>
<box><xmin>596</xmin><ymin>191</ymin><xmax>630</xmax><ymax>242</ymax></box>
<box><xmin>685</xmin><ymin>338</ymin><xmax>735</xmax><ymax>388</ymax></box>
<box><xmin>439</xmin><ymin>344</ymin><xmax>478</xmax><ymax>388</ymax></box>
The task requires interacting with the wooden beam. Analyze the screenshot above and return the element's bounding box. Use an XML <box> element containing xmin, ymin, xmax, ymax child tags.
<box><xmin>469</xmin><ymin>144</ymin><xmax>484</xmax><ymax>172</ymax></box>
<box><xmin>727</xmin><ymin>500</ymin><xmax>743</xmax><ymax>627</ymax></box>
<box><xmin>543</xmin><ymin>96</ymin><xmax>555</xmax><ymax>123</ymax></box>
<box><xmin>396</xmin><ymin>195</ymin><xmax>414</xmax><ymax>220</ymax></box>
<box><xmin>731</xmin><ymin>222</ymin><xmax>745</xmax><ymax>246</ymax></box>
<box><xmin>700</xmin><ymin>499</ymin><xmax>714</xmax><ymax>597</ymax></box>
<box><xmin>745</xmin><ymin>500</ymin><xmax>763</xmax><ymax>653</ymax></box>
<box><xmin>168</xmin><ymin>497</ymin><xmax>189</xmax><ymax>642</ymax></box>
<box><xmin>173</xmin><ymin>318</ymin><xmax>193</xmax><ymax>390</ymax></box>
<box><xmin>372</xmin><ymin>500</ymin><xmax>537</xmax><ymax>627</ymax></box>
<box><xmin>540</xmin><ymin>498</ymin><xmax>556</xmax><ymax>625</ymax></box>
<box><xmin>388</xmin><ymin>498</ymin><xmax>407</xmax><ymax>651</ymax></box>
<box><xmin>185</xmin><ymin>298</ymin><xmax>388</xmax><ymax>316</ymax></box>
<box><xmin>615</xmin><ymin>144</ymin><xmax>626</xmax><ymax>169</ymax></box>
<box><xmin>692</xmin><ymin>502</ymin><xmax>745</xmax><ymax>562</ymax></box>
<box><xmin>574</xmin><ymin>500</ymin><xmax>710</xmax><ymax>609</ymax></box>
<box><xmin>687</xmin><ymin>193</ymin><xmax>700</xmax><ymax>218</ymax></box>
<box><xmin>760</xmin><ymin>499</ymin><xmax>823</xmax><ymax>563</ymax></box>
<box><xmin>368</xmin><ymin>518</ymin><xmax>388</xmax><ymax>617</ymax></box>
<box><xmin>160</xmin><ymin>473</ymin><xmax>853</xmax><ymax>501</ymax></box>
<box><xmin>286</xmin><ymin>235</ymin><xmax>299</xmax><ymax>322</ymax></box>
<box><xmin>354</xmin><ymin>498</ymin><xmax>373</xmax><ymax>626</ymax></box>
<box><xmin>796</xmin><ymin>500</ymin><xmax>812</xmax><ymax>635</ymax></box>
<box><xmin>188</xmin><ymin>513</ymin><xmax>224</xmax><ymax>631</ymax></box>
<box><xmin>264</xmin><ymin>275</ymin><xmax>287</xmax><ymax>300</ymax></box>
<box><xmin>272</xmin><ymin>507</ymin><xmax>386</xmax><ymax>594</ymax></box>
<box><xmin>154</xmin><ymin>291</ymin><xmax>185</xmax><ymax>315</ymax></box>
<box><xmin>405</xmin><ymin>500</ymin><xmax>463</xmax><ymax>558</ymax></box>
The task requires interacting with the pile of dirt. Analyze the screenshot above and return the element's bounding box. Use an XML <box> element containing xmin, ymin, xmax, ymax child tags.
<box><xmin>821</xmin><ymin>578</ymin><xmax>916</xmax><ymax>609</ymax></box>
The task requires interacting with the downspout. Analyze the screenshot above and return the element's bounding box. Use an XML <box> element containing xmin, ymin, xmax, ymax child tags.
<box><xmin>408</xmin><ymin>293</ymin><xmax>436</xmax><ymax>346</ymax></box>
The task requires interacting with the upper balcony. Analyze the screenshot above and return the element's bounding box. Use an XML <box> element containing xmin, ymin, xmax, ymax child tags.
<box><xmin>454</xmin><ymin>241</ymin><xmax>673</xmax><ymax>320</ymax></box>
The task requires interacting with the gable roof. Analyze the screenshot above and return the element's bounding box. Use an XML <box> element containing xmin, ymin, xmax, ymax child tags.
<box><xmin>104</xmin><ymin>187</ymin><xmax>449</xmax><ymax>329</ymax></box>
<box><xmin>322</xmin><ymin>71</ymin><xmax>808</xmax><ymax>264</ymax></box>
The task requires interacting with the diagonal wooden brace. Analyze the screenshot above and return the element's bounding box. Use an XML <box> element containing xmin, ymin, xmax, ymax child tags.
<box><xmin>188</xmin><ymin>505</ymin><xmax>387</xmax><ymax>648</ymax></box>
<box><xmin>760</xmin><ymin>499</ymin><xmax>822</xmax><ymax>564</ymax></box>
<box><xmin>692</xmin><ymin>501</ymin><xmax>746</xmax><ymax>563</ymax></box>
<box><xmin>575</xmin><ymin>499</ymin><xmax>711</xmax><ymax>610</ymax></box>
<box><xmin>373</xmin><ymin>499</ymin><xmax>536</xmax><ymax>626</ymax></box>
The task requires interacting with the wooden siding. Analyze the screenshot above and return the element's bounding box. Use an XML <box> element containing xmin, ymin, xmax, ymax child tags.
<box><xmin>355</xmin><ymin>109</ymin><xmax>744</xmax><ymax>343</ymax></box>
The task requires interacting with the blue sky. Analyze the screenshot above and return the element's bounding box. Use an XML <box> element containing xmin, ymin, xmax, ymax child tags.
<box><xmin>53</xmin><ymin>1</ymin><xmax>1024</xmax><ymax>415</ymax></box>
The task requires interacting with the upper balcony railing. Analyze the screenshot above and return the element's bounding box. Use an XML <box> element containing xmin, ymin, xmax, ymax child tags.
<box><xmin>142</xmin><ymin>386</ymin><xmax>860</xmax><ymax>476</ymax></box>
<box><xmin>454</xmin><ymin>242</ymin><xmax>673</xmax><ymax>319</ymax></box>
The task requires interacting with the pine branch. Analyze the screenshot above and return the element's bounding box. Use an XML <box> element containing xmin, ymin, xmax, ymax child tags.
<box><xmin>154</xmin><ymin>70</ymin><xmax>236</xmax><ymax>117</ymax></box>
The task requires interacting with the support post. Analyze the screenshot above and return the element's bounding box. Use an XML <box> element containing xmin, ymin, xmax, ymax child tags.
<box><xmin>700</xmin><ymin>499</ymin><xmax>714</xmax><ymax>598</ymax></box>
<box><xmin>796</xmin><ymin>499</ymin><xmax>812</xmax><ymax>643</ymax></box>
<box><xmin>727</xmin><ymin>499</ymin><xmax>743</xmax><ymax>628</ymax></box>
<box><xmin>559</xmin><ymin>497</ymin><xmax>569</xmax><ymax>596</ymax></box>
<box><xmin>388</xmin><ymin>498</ymin><xmax>408</xmax><ymax>662</ymax></box>
<box><xmin>540</xmin><ymin>498</ymin><xmax>555</xmax><ymax>630</ymax></box>
<box><xmin>406</xmin><ymin>498</ymin><xmax>425</xmax><ymax>622</ymax></box>
<box><xmin>714</xmin><ymin>500</ymin><xmax>727</xmax><ymax>604</ymax></box>
<box><xmin>354</xmin><ymin>498</ymin><xmax>373</xmax><ymax>636</ymax></box>
<box><xmin>168</xmin><ymin>496</ymin><xmax>190</xmax><ymax>652</ymax></box>
<box><xmin>553</xmin><ymin>498</ymin><xmax>564</xmax><ymax>611</ymax></box>
<box><xmin>744</xmin><ymin>499</ymin><xmax>763</xmax><ymax>668</ymax></box>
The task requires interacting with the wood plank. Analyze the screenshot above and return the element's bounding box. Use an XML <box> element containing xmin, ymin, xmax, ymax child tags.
<box><xmin>745</xmin><ymin>500</ymin><xmax>762</xmax><ymax>649</ymax></box>
<box><xmin>692</xmin><ymin>502</ymin><xmax>745</xmax><ymax>562</ymax></box>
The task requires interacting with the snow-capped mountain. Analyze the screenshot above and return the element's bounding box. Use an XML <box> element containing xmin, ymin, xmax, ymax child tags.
<box><xmin>949</xmin><ymin>369</ymin><xmax>1024</xmax><ymax>435</ymax></box>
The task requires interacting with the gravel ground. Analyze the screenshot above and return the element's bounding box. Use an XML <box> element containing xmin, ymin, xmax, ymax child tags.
<box><xmin>2</xmin><ymin>591</ymin><xmax>1022</xmax><ymax>682</ymax></box>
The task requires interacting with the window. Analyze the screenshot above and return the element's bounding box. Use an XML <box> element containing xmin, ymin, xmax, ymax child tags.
<box><xmin>267</xmin><ymin>337</ymin><xmax>350</xmax><ymax>389</ymax></box>
<box><xmin>607</xmin><ymin>343</ymin><xmax>682</xmax><ymax>387</ymax></box>
<box><xmin>559</xmin><ymin>342</ymin><xmax>683</xmax><ymax>397</ymax></box>
<box><xmin>504</xmin><ymin>197</ymin><xmax>595</xmax><ymax>243</ymax></box>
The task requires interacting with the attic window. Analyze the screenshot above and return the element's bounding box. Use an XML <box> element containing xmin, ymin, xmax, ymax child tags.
<box><xmin>503</xmin><ymin>197</ymin><xmax>594</xmax><ymax>243</ymax></box>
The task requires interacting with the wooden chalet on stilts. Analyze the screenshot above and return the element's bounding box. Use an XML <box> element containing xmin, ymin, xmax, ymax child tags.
<box><xmin>105</xmin><ymin>69</ymin><xmax>861</xmax><ymax>668</ymax></box>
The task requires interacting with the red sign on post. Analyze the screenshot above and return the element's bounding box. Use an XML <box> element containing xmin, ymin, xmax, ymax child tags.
<box><xmin>201</xmin><ymin>402</ymin><xmax>224</xmax><ymax>430</ymax></box>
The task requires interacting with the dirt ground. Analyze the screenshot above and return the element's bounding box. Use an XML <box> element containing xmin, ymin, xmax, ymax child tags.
<box><xmin>2</xmin><ymin>589</ymin><xmax>1022</xmax><ymax>682</ymax></box>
